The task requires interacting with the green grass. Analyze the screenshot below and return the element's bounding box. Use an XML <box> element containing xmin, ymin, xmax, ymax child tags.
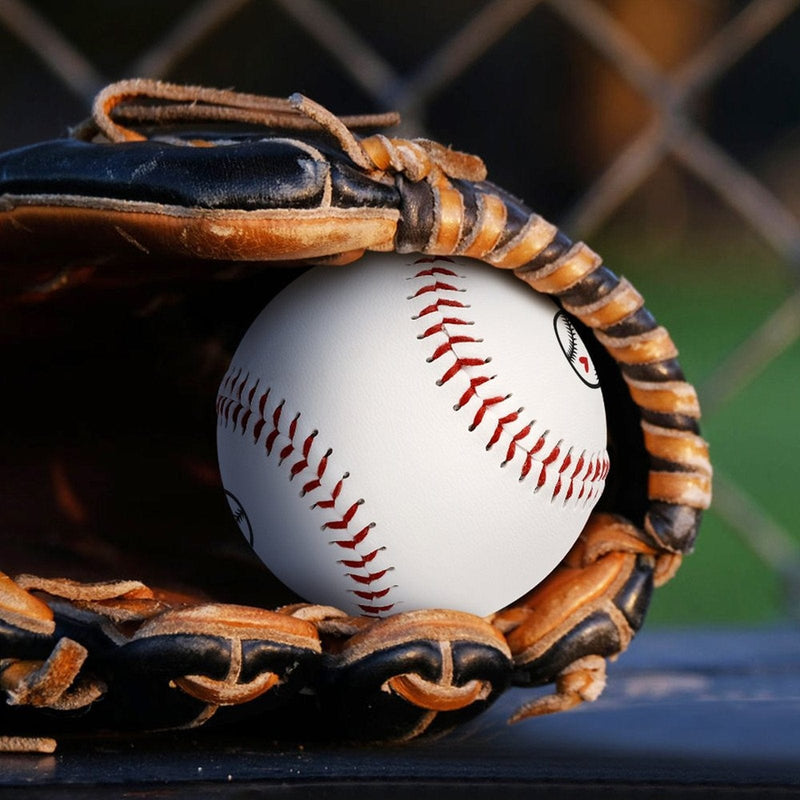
<box><xmin>593</xmin><ymin>239</ymin><xmax>800</xmax><ymax>625</ymax></box>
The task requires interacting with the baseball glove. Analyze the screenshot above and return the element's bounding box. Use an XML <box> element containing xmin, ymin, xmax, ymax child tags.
<box><xmin>0</xmin><ymin>80</ymin><xmax>711</xmax><ymax>753</ymax></box>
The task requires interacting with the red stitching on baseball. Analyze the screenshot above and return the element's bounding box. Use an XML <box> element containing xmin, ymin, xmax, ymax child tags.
<box><xmin>217</xmin><ymin>368</ymin><xmax>396</xmax><ymax>616</ymax></box>
<box><xmin>358</xmin><ymin>603</ymin><xmax>396</xmax><ymax>614</ymax></box>
<box><xmin>502</xmin><ymin>422</ymin><xmax>532</xmax><ymax>466</ymax></box>
<box><xmin>338</xmin><ymin>548</ymin><xmax>384</xmax><ymax>568</ymax></box>
<box><xmin>419</xmin><ymin>318</ymin><xmax>472</xmax><ymax>338</ymax></box>
<box><xmin>346</xmin><ymin>568</ymin><xmax>392</xmax><ymax>586</ymax></box>
<box><xmin>414</xmin><ymin>298</ymin><xmax>469</xmax><ymax>319</ymax></box>
<box><xmin>322</xmin><ymin>499</ymin><xmax>362</xmax><ymax>529</ymax></box>
<box><xmin>353</xmin><ymin>587</ymin><xmax>392</xmax><ymax>599</ymax></box>
<box><xmin>413</xmin><ymin>280</ymin><xmax>462</xmax><ymax>297</ymax></box>
<box><xmin>410</xmin><ymin>261</ymin><xmax>606</xmax><ymax>506</ymax></box>
<box><xmin>328</xmin><ymin>524</ymin><xmax>373</xmax><ymax>549</ymax></box>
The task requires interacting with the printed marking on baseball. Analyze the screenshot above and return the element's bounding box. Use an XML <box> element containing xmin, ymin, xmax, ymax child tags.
<box><xmin>216</xmin><ymin>253</ymin><xmax>608</xmax><ymax>618</ymax></box>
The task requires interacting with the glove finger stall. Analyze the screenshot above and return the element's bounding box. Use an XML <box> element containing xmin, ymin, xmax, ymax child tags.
<box><xmin>318</xmin><ymin>610</ymin><xmax>512</xmax><ymax>742</ymax></box>
<box><xmin>96</xmin><ymin>605</ymin><xmax>321</xmax><ymax>730</ymax></box>
<box><xmin>509</xmin><ymin>552</ymin><xmax>654</xmax><ymax>688</ymax></box>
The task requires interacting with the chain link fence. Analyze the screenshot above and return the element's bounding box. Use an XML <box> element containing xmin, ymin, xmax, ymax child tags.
<box><xmin>1</xmin><ymin>0</ymin><xmax>798</xmax><ymax>623</ymax></box>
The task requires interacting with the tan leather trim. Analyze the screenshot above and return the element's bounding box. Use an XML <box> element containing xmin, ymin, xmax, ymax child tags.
<box><xmin>516</xmin><ymin>243</ymin><xmax>602</xmax><ymax>293</ymax></box>
<box><xmin>562</xmin><ymin>277</ymin><xmax>645</xmax><ymax>329</ymax></box>
<box><xmin>1</xmin><ymin>201</ymin><xmax>399</xmax><ymax>262</ymax></box>
<box><xmin>595</xmin><ymin>326</ymin><xmax>679</xmax><ymax>365</ymax></box>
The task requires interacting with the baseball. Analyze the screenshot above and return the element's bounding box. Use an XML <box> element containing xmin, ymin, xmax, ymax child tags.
<box><xmin>216</xmin><ymin>253</ymin><xmax>608</xmax><ymax>618</ymax></box>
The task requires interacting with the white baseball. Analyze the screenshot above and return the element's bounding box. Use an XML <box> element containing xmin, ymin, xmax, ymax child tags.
<box><xmin>216</xmin><ymin>253</ymin><xmax>608</xmax><ymax>618</ymax></box>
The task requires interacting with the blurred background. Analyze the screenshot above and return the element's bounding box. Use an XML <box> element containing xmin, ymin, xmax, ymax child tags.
<box><xmin>1</xmin><ymin>0</ymin><xmax>798</xmax><ymax>627</ymax></box>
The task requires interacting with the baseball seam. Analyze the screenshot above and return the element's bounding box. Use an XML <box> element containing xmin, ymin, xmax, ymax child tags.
<box><xmin>409</xmin><ymin>260</ymin><xmax>609</xmax><ymax>506</ymax></box>
<box><xmin>217</xmin><ymin>367</ymin><xmax>396</xmax><ymax>616</ymax></box>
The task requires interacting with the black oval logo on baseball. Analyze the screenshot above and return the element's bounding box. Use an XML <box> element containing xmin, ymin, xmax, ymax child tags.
<box><xmin>553</xmin><ymin>310</ymin><xmax>600</xmax><ymax>388</ymax></box>
<box><xmin>225</xmin><ymin>489</ymin><xmax>254</xmax><ymax>546</ymax></box>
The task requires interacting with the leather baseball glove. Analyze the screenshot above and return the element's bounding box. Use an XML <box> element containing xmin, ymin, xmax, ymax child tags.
<box><xmin>0</xmin><ymin>80</ymin><xmax>711</xmax><ymax>753</ymax></box>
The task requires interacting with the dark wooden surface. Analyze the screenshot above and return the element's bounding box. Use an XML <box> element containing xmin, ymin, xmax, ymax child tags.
<box><xmin>1</xmin><ymin>627</ymin><xmax>798</xmax><ymax>798</ymax></box>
